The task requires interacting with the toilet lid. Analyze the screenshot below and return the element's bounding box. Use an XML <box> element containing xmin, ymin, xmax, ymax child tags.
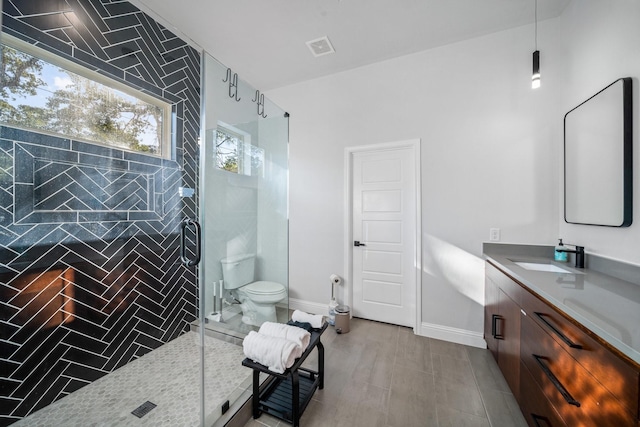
<box><xmin>245</xmin><ymin>281</ymin><xmax>284</xmax><ymax>295</ymax></box>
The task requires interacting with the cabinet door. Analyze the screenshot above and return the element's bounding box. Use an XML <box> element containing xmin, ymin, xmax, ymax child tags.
<box><xmin>498</xmin><ymin>289</ymin><xmax>521</xmax><ymax>401</ymax></box>
<box><xmin>484</xmin><ymin>272</ymin><xmax>500</xmax><ymax>360</ymax></box>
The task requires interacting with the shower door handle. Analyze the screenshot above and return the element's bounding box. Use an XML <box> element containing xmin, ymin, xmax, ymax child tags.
<box><xmin>180</xmin><ymin>218</ymin><xmax>202</xmax><ymax>267</ymax></box>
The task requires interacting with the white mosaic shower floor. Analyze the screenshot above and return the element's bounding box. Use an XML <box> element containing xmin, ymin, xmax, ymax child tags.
<box><xmin>14</xmin><ymin>331</ymin><xmax>250</xmax><ymax>427</ymax></box>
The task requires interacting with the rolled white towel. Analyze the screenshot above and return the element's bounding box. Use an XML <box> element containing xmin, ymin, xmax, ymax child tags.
<box><xmin>243</xmin><ymin>331</ymin><xmax>299</xmax><ymax>374</ymax></box>
<box><xmin>291</xmin><ymin>310</ymin><xmax>324</xmax><ymax>329</ymax></box>
<box><xmin>259</xmin><ymin>322</ymin><xmax>311</xmax><ymax>357</ymax></box>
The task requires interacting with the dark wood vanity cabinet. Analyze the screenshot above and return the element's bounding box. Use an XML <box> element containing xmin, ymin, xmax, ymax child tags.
<box><xmin>485</xmin><ymin>261</ymin><xmax>640</xmax><ymax>427</ymax></box>
<box><xmin>485</xmin><ymin>263</ymin><xmax>523</xmax><ymax>401</ymax></box>
<box><xmin>484</xmin><ymin>268</ymin><xmax>500</xmax><ymax>360</ymax></box>
<box><xmin>519</xmin><ymin>358</ymin><xmax>567</xmax><ymax>427</ymax></box>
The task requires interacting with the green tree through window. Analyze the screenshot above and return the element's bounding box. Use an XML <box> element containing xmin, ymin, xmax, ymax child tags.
<box><xmin>215</xmin><ymin>125</ymin><xmax>264</xmax><ymax>176</ymax></box>
<box><xmin>0</xmin><ymin>40</ymin><xmax>169</xmax><ymax>157</ymax></box>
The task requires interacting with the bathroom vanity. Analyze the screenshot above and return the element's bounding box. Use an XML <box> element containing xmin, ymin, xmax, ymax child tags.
<box><xmin>483</xmin><ymin>244</ymin><xmax>640</xmax><ymax>427</ymax></box>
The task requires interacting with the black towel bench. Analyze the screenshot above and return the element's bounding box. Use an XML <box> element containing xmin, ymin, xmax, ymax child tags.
<box><xmin>242</xmin><ymin>322</ymin><xmax>327</xmax><ymax>427</ymax></box>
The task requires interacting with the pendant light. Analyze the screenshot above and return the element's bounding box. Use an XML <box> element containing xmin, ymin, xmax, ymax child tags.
<box><xmin>531</xmin><ymin>0</ymin><xmax>540</xmax><ymax>89</ymax></box>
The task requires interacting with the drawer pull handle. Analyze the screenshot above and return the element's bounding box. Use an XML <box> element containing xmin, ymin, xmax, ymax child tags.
<box><xmin>534</xmin><ymin>312</ymin><xmax>583</xmax><ymax>349</ymax></box>
<box><xmin>531</xmin><ymin>414</ymin><xmax>550</xmax><ymax>427</ymax></box>
<box><xmin>492</xmin><ymin>314</ymin><xmax>504</xmax><ymax>339</ymax></box>
<box><xmin>533</xmin><ymin>354</ymin><xmax>581</xmax><ymax>407</ymax></box>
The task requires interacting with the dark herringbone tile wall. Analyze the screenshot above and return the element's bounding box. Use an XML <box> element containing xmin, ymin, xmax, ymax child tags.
<box><xmin>0</xmin><ymin>1</ymin><xmax>201</xmax><ymax>425</ymax></box>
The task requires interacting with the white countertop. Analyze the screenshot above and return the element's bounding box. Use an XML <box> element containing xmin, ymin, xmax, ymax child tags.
<box><xmin>484</xmin><ymin>244</ymin><xmax>640</xmax><ymax>366</ymax></box>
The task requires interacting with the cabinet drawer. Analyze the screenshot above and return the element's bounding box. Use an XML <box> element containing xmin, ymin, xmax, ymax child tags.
<box><xmin>522</xmin><ymin>289</ymin><xmax>639</xmax><ymax>419</ymax></box>
<box><xmin>521</xmin><ymin>314</ymin><xmax>636</xmax><ymax>426</ymax></box>
<box><xmin>486</xmin><ymin>261</ymin><xmax>525</xmax><ymax>305</ymax></box>
<box><xmin>520</xmin><ymin>360</ymin><xmax>567</xmax><ymax>427</ymax></box>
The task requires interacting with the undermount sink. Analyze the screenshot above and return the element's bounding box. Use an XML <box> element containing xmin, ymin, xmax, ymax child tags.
<box><xmin>513</xmin><ymin>261</ymin><xmax>573</xmax><ymax>274</ymax></box>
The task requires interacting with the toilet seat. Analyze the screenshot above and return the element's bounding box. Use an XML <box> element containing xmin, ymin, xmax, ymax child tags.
<box><xmin>238</xmin><ymin>281</ymin><xmax>286</xmax><ymax>305</ymax></box>
<box><xmin>244</xmin><ymin>281</ymin><xmax>285</xmax><ymax>295</ymax></box>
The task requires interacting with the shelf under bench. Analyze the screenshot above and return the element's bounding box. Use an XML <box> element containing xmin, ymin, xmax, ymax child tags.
<box><xmin>242</xmin><ymin>322</ymin><xmax>328</xmax><ymax>427</ymax></box>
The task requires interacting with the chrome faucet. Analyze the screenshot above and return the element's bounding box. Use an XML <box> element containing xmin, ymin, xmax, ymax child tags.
<box><xmin>556</xmin><ymin>245</ymin><xmax>585</xmax><ymax>268</ymax></box>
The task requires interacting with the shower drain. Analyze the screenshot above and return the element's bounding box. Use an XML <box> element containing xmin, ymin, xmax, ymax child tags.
<box><xmin>132</xmin><ymin>401</ymin><xmax>157</xmax><ymax>418</ymax></box>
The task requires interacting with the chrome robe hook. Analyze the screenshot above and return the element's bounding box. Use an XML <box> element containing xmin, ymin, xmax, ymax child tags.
<box><xmin>223</xmin><ymin>68</ymin><xmax>241</xmax><ymax>102</ymax></box>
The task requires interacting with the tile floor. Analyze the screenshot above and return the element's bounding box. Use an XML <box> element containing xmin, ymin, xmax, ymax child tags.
<box><xmin>11</xmin><ymin>316</ymin><xmax>526</xmax><ymax>427</ymax></box>
<box><xmin>243</xmin><ymin>317</ymin><xmax>527</xmax><ymax>427</ymax></box>
<box><xmin>13</xmin><ymin>331</ymin><xmax>250</xmax><ymax>427</ymax></box>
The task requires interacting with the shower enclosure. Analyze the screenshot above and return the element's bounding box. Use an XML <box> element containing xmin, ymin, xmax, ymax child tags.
<box><xmin>0</xmin><ymin>1</ymin><xmax>288</xmax><ymax>426</ymax></box>
<box><xmin>200</xmin><ymin>55</ymin><xmax>289</xmax><ymax>336</ymax></box>
<box><xmin>199</xmin><ymin>53</ymin><xmax>290</xmax><ymax>425</ymax></box>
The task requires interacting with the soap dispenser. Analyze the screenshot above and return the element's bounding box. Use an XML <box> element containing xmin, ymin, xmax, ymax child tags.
<box><xmin>555</xmin><ymin>239</ymin><xmax>568</xmax><ymax>262</ymax></box>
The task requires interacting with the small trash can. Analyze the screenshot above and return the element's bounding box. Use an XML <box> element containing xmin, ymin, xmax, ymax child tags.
<box><xmin>334</xmin><ymin>305</ymin><xmax>350</xmax><ymax>334</ymax></box>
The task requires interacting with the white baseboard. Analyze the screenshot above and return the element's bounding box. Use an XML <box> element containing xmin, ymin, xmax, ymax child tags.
<box><xmin>417</xmin><ymin>322</ymin><xmax>487</xmax><ymax>349</ymax></box>
<box><xmin>288</xmin><ymin>300</ymin><xmax>486</xmax><ymax>349</ymax></box>
<box><xmin>288</xmin><ymin>298</ymin><xmax>328</xmax><ymax>316</ymax></box>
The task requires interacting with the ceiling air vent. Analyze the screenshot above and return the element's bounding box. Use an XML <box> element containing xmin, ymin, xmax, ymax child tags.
<box><xmin>306</xmin><ymin>36</ymin><xmax>335</xmax><ymax>57</ymax></box>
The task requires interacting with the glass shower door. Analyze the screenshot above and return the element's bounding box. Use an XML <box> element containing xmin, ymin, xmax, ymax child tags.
<box><xmin>199</xmin><ymin>53</ymin><xmax>289</xmax><ymax>425</ymax></box>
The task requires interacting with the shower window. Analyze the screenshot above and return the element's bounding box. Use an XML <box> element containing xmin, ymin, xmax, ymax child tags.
<box><xmin>0</xmin><ymin>35</ymin><xmax>171</xmax><ymax>157</ymax></box>
<box><xmin>216</xmin><ymin>122</ymin><xmax>264</xmax><ymax>176</ymax></box>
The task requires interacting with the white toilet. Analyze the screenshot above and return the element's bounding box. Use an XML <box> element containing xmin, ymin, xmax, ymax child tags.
<box><xmin>220</xmin><ymin>254</ymin><xmax>287</xmax><ymax>326</ymax></box>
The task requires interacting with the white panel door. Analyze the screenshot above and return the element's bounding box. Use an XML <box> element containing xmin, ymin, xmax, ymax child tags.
<box><xmin>352</xmin><ymin>147</ymin><xmax>416</xmax><ymax>327</ymax></box>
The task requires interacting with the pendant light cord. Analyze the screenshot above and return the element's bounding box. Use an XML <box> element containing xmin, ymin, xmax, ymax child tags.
<box><xmin>535</xmin><ymin>0</ymin><xmax>538</xmax><ymax>50</ymax></box>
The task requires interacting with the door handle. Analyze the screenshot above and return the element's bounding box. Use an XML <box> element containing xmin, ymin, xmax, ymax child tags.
<box><xmin>180</xmin><ymin>218</ymin><xmax>202</xmax><ymax>267</ymax></box>
<box><xmin>531</xmin><ymin>414</ymin><xmax>551</xmax><ymax>427</ymax></box>
<box><xmin>491</xmin><ymin>314</ymin><xmax>504</xmax><ymax>339</ymax></box>
<box><xmin>533</xmin><ymin>354</ymin><xmax>581</xmax><ymax>407</ymax></box>
<box><xmin>534</xmin><ymin>312</ymin><xmax>582</xmax><ymax>349</ymax></box>
<box><xmin>354</xmin><ymin>241</ymin><xmax>366</xmax><ymax>247</ymax></box>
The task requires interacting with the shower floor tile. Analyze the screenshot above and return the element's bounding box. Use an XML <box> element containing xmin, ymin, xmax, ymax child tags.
<box><xmin>14</xmin><ymin>331</ymin><xmax>250</xmax><ymax>427</ymax></box>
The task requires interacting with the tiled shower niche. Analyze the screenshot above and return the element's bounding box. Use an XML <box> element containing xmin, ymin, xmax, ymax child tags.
<box><xmin>0</xmin><ymin>1</ymin><xmax>201</xmax><ymax>425</ymax></box>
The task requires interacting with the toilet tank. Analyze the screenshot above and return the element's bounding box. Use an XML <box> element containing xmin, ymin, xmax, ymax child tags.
<box><xmin>220</xmin><ymin>254</ymin><xmax>255</xmax><ymax>289</ymax></box>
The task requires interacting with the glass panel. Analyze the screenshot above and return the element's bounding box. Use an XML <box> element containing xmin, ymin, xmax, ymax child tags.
<box><xmin>199</xmin><ymin>53</ymin><xmax>289</xmax><ymax>425</ymax></box>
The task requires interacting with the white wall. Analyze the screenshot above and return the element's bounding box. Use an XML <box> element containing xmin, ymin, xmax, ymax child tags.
<box><xmin>558</xmin><ymin>0</ymin><xmax>640</xmax><ymax>265</ymax></box>
<box><xmin>268</xmin><ymin>18</ymin><xmax>562</xmax><ymax>342</ymax></box>
<box><xmin>267</xmin><ymin>0</ymin><xmax>639</xmax><ymax>343</ymax></box>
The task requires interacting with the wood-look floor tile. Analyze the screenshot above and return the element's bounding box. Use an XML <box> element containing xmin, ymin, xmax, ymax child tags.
<box><xmin>387</xmin><ymin>387</ymin><xmax>438</xmax><ymax>427</ymax></box>
<box><xmin>359</xmin><ymin>319</ymin><xmax>400</xmax><ymax>346</ymax></box>
<box><xmin>466</xmin><ymin>346</ymin><xmax>511</xmax><ymax>393</ymax></box>
<box><xmin>313</xmin><ymin>376</ymin><xmax>351</xmax><ymax>407</ymax></box>
<box><xmin>429</xmin><ymin>338</ymin><xmax>470</xmax><ymax>361</ymax></box>
<box><xmin>391</xmin><ymin>364</ymin><xmax>436</xmax><ymax>398</ymax></box>
<box><xmin>395</xmin><ymin>328</ymin><xmax>432</xmax><ymax>373</ymax></box>
<box><xmin>333</xmin><ymin>406</ymin><xmax>388</xmax><ymax>427</ymax></box>
<box><xmin>243</xmin><ymin>318</ymin><xmax>524</xmax><ymax>427</ymax></box>
<box><xmin>245</xmin><ymin>413</ymin><xmax>281</xmax><ymax>427</ymax></box>
<box><xmin>331</xmin><ymin>381</ymin><xmax>389</xmax><ymax>427</ymax></box>
<box><xmin>432</xmin><ymin>352</ymin><xmax>476</xmax><ymax>387</ymax></box>
<box><xmin>243</xmin><ymin>420</ymin><xmax>275</xmax><ymax>427</ymax></box>
<box><xmin>368</xmin><ymin>358</ymin><xmax>395</xmax><ymax>389</ymax></box>
<box><xmin>350</xmin><ymin>342</ymin><xmax>380</xmax><ymax>383</ymax></box>
<box><xmin>352</xmin><ymin>381</ymin><xmax>390</xmax><ymax>413</ymax></box>
<box><xmin>298</xmin><ymin>399</ymin><xmax>338</xmax><ymax>427</ymax></box>
<box><xmin>436</xmin><ymin>406</ymin><xmax>491</xmax><ymax>427</ymax></box>
<box><xmin>313</xmin><ymin>346</ymin><xmax>363</xmax><ymax>406</ymax></box>
<box><xmin>477</xmin><ymin>388</ymin><xmax>527</xmax><ymax>427</ymax></box>
<box><xmin>434</xmin><ymin>375</ymin><xmax>487</xmax><ymax>418</ymax></box>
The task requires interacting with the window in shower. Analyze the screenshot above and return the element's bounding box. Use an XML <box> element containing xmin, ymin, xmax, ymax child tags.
<box><xmin>0</xmin><ymin>35</ymin><xmax>172</xmax><ymax>157</ymax></box>
<box><xmin>216</xmin><ymin>122</ymin><xmax>264</xmax><ymax>176</ymax></box>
